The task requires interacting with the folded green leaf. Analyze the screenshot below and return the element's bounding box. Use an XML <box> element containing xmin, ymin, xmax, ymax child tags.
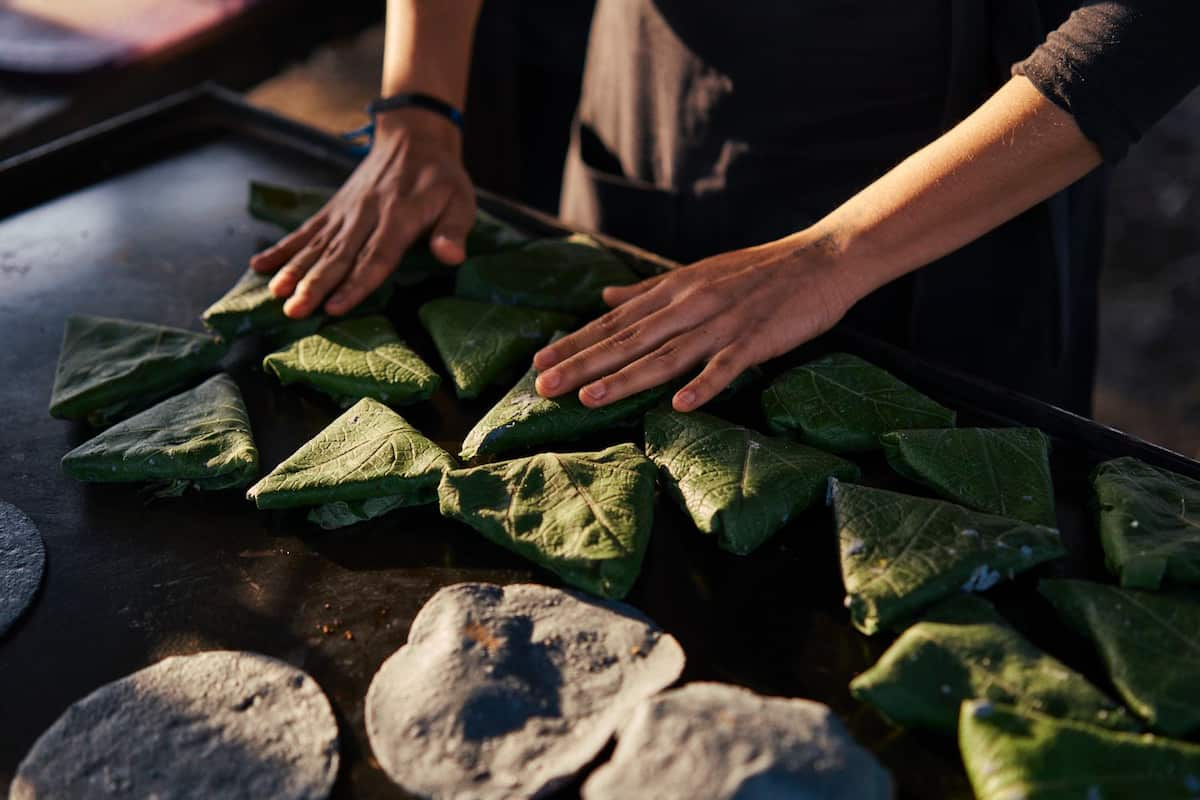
<box><xmin>49</xmin><ymin>314</ymin><xmax>228</xmax><ymax>426</ymax></box>
<box><xmin>882</xmin><ymin>427</ymin><xmax>1056</xmax><ymax>527</ymax></box>
<box><xmin>1040</xmin><ymin>579</ymin><xmax>1200</xmax><ymax>736</ymax></box>
<box><xmin>248</xmin><ymin>181</ymin><xmax>331</xmax><ymax>231</ymax></box>
<box><xmin>61</xmin><ymin>374</ymin><xmax>258</xmax><ymax>492</ymax></box>
<box><xmin>201</xmin><ymin>269</ymin><xmax>393</xmax><ymax>342</ymax></box>
<box><xmin>460</xmin><ymin>359</ymin><xmax>669</xmax><ymax>460</ymax></box>
<box><xmin>832</xmin><ymin>481</ymin><xmax>1065</xmax><ymax>635</ymax></box>
<box><xmin>959</xmin><ymin>701</ymin><xmax>1200</xmax><ymax>800</ymax></box>
<box><xmin>1093</xmin><ymin>457</ymin><xmax>1200</xmax><ymax>590</ymax></box>
<box><xmin>248</xmin><ymin>398</ymin><xmax>454</xmax><ymax>527</ymax></box>
<box><xmin>454</xmin><ymin>234</ymin><xmax>639</xmax><ymax>314</ymax></box>
<box><xmin>262</xmin><ymin>315</ymin><xmax>439</xmax><ymax>407</ymax></box>
<box><xmin>418</xmin><ymin>298</ymin><xmax>574</xmax><ymax>399</ymax></box>
<box><xmin>438</xmin><ymin>443</ymin><xmax>656</xmax><ymax>598</ymax></box>
<box><xmin>762</xmin><ymin>353</ymin><xmax>956</xmax><ymax>452</ymax></box>
<box><xmin>644</xmin><ymin>408</ymin><xmax>859</xmax><ymax>554</ymax></box>
<box><xmin>851</xmin><ymin>595</ymin><xmax>1134</xmax><ymax>735</ymax></box>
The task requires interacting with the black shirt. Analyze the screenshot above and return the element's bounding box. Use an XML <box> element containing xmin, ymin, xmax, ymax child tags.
<box><xmin>1017</xmin><ymin>2</ymin><xmax>1200</xmax><ymax>163</ymax></box>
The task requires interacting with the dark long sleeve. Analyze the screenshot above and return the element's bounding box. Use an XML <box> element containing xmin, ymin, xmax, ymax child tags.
<box><xmin>1013</xmin><ymin>2</ymin><xmax>1200</xmax><ymax>162</ymax></box>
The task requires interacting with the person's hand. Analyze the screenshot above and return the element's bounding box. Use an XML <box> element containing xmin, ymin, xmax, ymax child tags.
<box><xmin>531</xmin><ymin>231</ymin><xmax>863</xmax><ymax>412</ymax></box>
<box><xmin>249</xmin><ymin>109</ymin><xmax>476</xmax><ymax>319</ymax></box>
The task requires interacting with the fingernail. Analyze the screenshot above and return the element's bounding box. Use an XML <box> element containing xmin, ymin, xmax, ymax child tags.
<box><xmin>534</xmin><ymin>350</ymin><xmax>558</xmax><ymax>369</ymax></box>
<box><xmin>540</xmin><ymin>371</ymin><xmax>560</xmax><ymax>390</ymax></box>
<box><xmin>675</xmin><ymin>389</ymin><xmax>695</xmax><ymax>410</ymax></box>
<box><xmin>584</xmin><ymin>383</ymin><xmax>607</xmax><ymax>401</ymax></box>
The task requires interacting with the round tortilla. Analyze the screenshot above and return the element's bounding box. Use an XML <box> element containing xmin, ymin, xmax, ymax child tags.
<box><xmin>582</xmin><ymin>682</ymin><xmax>894</xmax><ymax>800</ymax></box>
<box><xmin>366</xmin><ymin>582</ymin><xmax>686</xmax><ymax>799</ymax></box>
<box><xmin>11</xmin><ymin>650</ymin><xmax>340</xmax><ymax>800</ymax></box>
<box><xmin>0</xmin><ymin>500</ymin><xmax>45</xmax><ymax>637</ymax></box>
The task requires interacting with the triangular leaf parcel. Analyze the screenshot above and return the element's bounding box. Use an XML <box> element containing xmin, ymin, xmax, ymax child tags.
<box><xmin>644</xmin><ymin>408</ymin><xmax>860</xmax><ymax>554</ymax></box>
<box><xmin>881</xmin><ymin>427</ymin><xmax>1056</xmax><ymax>526</ymax></box>
<box><xmin>201</xmin><ymin>269</ymin><xmax>393</xmax><ymax>342</ymax></box>
<box><xmin>850</xmin><ymin>595</ymin><xmax>1134</xmax><ymax>734</ymax></box>
<box><xmin>959</xmin><ymin>701</ymin><xmax>1200</xmax><ymax>800</ymax></box>
<box><xmin>437</xmin><ymin>443</ymin><xmax>656</xmax><ymax>599</ymax></box>
<box><xmin>1093</xmin><ymin>457</ymin><xmax>1200</xmax><ymax>590</ymax></box>
<box><xmin>248</xmin><ymin>398</ymin><xmax>454</xmax><ymax>529</ymax></box>
<box><xmin>418</xmin><ymin>298</ymin><xmax>575</xmax><ymax>399</ymax></box>
<box><xmin>460</xmin><ymin>361</ymin><xmax>668</xmax><ymax>460</ymax></box>
<box><xmin>61</xmin><ymin>374</ymin><xmax>259</xmax><ymax>492</ymax></box>
<box><xmin>262</xmin><ymin>315</ymin><xmax>439</xmax><ymax>407</ymax></box>
<box><xmin>1040</xmin><ymin>579</ymin><xmax>1200</xmax><ymax>736</ymax></box>
<box><xmin>762</xmin><ymin>352</ymin><xmax>956</xmax><ymax>452</ymax></box>
<box><xmin>832</xmin><ymin>481</ymin><xmax>1065</xmax><ymax>635</ymax></box>
<box><xmin>454</xmin><ymin>234</ymin><xmax>639</xmax><ymax>314</ymax></box>
<box><xmin>49</xmin><ymin>314</ymin><xmax>227</xmax><ymax>426</ymax></box>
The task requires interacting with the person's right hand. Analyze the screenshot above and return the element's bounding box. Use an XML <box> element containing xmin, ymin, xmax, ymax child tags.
<box><xmin>249</xmin><ymin>108</ymin><xmax>476</xmax><ymax>319</ymax></box>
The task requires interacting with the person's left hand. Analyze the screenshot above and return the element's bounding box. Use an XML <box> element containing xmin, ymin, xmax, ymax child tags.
<box><xmin>532</xmin><ymin>230</ymin><xmax>863</xmax><ymax>412</ymax></box>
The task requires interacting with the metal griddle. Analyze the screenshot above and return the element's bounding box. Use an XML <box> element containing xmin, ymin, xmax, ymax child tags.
<box><xmin>1</xmin><ymin>85</ymin><xmax>1197</xmax><ymax>799</ymax></box>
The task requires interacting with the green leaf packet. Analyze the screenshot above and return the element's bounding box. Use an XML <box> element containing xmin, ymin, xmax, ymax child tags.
<box><xmin>49</xmin><ymin>314</ymin><xmax>228</xmax><ymax>426</ymax></box>
<box><xmin>61</xmin><ymin>373</ymin><xmax>259</xmax><ymax>495</ymax></box>
<box><xmin>762</xmin><ymin>352</ymin><xmax>956</xmax><ymax>452</ymax></box>
<box><xmin>881</xmin><ymin>427</ymin><xmax>1057</xmax><ymax>526</ymax></box>
<box><xmin>417</xmin><ymin>298</ymin><xmax>575</xmax><ymax>399</ymax></box>
<box><xmin>1092</xmin><ymin>457</ymin><xmax>1200</xmax><ymax>590</ymax></box>
<box><xmin>262</xmin><ymin>315</ymin><xmax>439</xmax><ymax>407</ymax></box>
<box><xmin>459</xmin><ymin>346</ymin><xmax>670</xmax><ymax>461</ymax></box>
<box><xmin>1040</xmin><ymin>579</ymin><xmax>1200</xmax><ymax>736</ymax></box>
<box><xmin>831</xmin><ymin>480</ymin><xmax>1065</xmax><ymax>635</ymax></box>
<box><xmin>247</xmin><ymin>398</ymin><xmax>455</xmax><ymax>530</ymax></box>
<box><xmin>959</xmin><ymin>700</ymin><xmax>1200</xmax><ymax>800</ymax></box>
<box><xmin>644</xmin><ymin>408</ymin><xmax>859</xmax><ymax>554</ymax></box>
<box><xmin>248</xmin><ymin>181</ymin><xmax>331</xmax><ymax>231</ymax></box>
<box><xmin>454</xmin><ymin>233</ymin><xmax>640</xmax><ymax>314</ymax></box>
<box><xmin>201</xmin><ymin>268</ymin><xmax>394</xmax><ymax>343</ymax></box>
<box><xmin>438</xmin><ymin>443</ymin><xmax>656</xmax><ymax>599</ymax></box>
<box><xmin>850</xmin><ymin>594</ymin><xmax>1134</xmax><ymax>735</ymax></box>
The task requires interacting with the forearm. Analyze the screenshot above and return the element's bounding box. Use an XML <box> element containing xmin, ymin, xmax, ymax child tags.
<box><xmin>805</xmin><ymin>76</ymin><xmax>1103</xmax><ymax>307</ymax></box>
<box><xmin>383</xmin><ymin>0</ymin><xmax>484</xmax><ymax>106</ymax></box>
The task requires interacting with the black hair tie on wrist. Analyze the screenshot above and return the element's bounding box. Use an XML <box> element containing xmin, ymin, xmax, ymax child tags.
<box><xmin>367</xmin><ymin>92</ymin><xmax>465</xmax><ymax>131</ymax></box>
<box><xmin>342</xmin><ymin>92</ymin><xmax>465</xmax><ymax>156</ymax></box>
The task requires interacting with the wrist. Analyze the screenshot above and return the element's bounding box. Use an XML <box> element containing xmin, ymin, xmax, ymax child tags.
<box><xmin>772</xmin><ymin>225</ymin><xmax>863</xmax><ymax>319</ymax></box>
<box><xmin>373</xmin><ymin>106</ymin><xmax>462</xmax><ymax>154</ymax></box>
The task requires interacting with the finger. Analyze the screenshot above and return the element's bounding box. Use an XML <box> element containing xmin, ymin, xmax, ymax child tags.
<box><xmin>534</xmin><ymin>286</ymin><xmax>726</xmax><ymax>396</ymax></box>
<box><xmin>429</xmin><ymin>189</ymin><xmax>477</xmax><ymax>266</ymax></box>
<box><xmin>251</xmin><ymin>214</ymin><xmax>325</xmax><ymax>274</ymax></box>
<box><xmin>673</xmin><ymin>343</ymin><xmax>751</xmax><ymax>412</ymax></box>
<box><xmin>324</xmin><ymin>201</ymin><xmax>429</xmax><ymax>315</ymax></box>
<box><xmin>284</xmin><ymin>212</ymin><xmax>374</xmax><ymax>318</ymax></box>
<box><xmin>576</xmin><ymin>327</ymin><xmax>721</xmax><ymax>408</ymax></box>
<box><xmin>532</xmin><ymin>285</ymin><xmax>674</xmax><ymax>374</ymax></box>
<box><xmin>601</xmin><ymin>272</ymin><xmax>669</xmax><ymax>307</ymax></box>
<box><xmin>269</xmin><ymin>220</ymin><xmax>342</xmax><ymax>299</ymax></box>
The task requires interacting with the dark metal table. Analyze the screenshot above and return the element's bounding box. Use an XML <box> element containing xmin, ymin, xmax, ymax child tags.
<box><xmin>1</xmin><ymin>86</ymin><xmax>1196</xmax><ymax>799</ymax></box>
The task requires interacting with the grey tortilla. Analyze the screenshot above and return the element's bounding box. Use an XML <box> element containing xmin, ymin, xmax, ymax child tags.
<box><xmin>0</xmin><ymin>501</ymin><xmax>45</xmax><ymax>637</ymax></box>
<box><xmin>365</xmin><ymin>582</ymin><xmax>686</xmax><ymax>799</ymax></box>
<box><xmin>582</xmin><ymin>682</ymin><xmax>894</xmax><ymax>800</ymax></box>
<box><xmin>11</xmin><ymin>650</ymin><xmax>340</xmax><ymax>800</ymax></box>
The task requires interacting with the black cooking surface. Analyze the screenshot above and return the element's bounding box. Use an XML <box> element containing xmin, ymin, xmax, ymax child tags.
<box><xmin>1</xmin><ymin>88</ymin><xmax>1195</xmax><ymax>799</ymax></box>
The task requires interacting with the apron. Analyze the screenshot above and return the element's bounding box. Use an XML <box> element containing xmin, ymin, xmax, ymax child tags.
<box><xmin>560</xmin><ymin>0</ymin><xmax>1105</xmax><ymax>415</ymax></box>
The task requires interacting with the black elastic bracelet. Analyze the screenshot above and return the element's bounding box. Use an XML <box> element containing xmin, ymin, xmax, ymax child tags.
<box><xmin>367</xmin><ymin>92</ymin><xmax>465</xmax><ymax>131</ymax></box>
